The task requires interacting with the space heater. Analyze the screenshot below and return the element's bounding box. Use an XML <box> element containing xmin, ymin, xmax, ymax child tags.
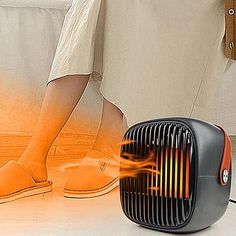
<box><xmin>120</xmin><ymin>118</ymin><xmax>232</xmax><ymax>233</ymax></box>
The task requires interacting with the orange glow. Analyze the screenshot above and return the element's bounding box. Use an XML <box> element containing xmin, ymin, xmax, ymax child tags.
<box><xmin>119</xmin><ymin>150</ymin><xmax>158</xmax><ymax>178</ymax></box>
<box><xmin>151</xmin><ymin>165</ymin><xmax>154</xmax><ymax>196</ymax></box>
<box><xmin>185</xmin><ymin>144</ymin><xmax>190</xmax><ymax>199</ymax></box>
<box><xmin>169</xmin><ymin>147</ymin><xmax>173</xmax><ymax>197</ymax></box>
<box><xmin>118</xmin><ymin>140</ymin><xmax>136</xmax><ymax>146</ymax></box>
<box><xmin>60</xmin><ymin>150</ymin><xmax>158</xmax><ymax>178</ymax></box>
<box><xmin>60</xmin><ymin>138</ymin><xmax>192</xmax><ymax>199</ymax></box>
<box><xmin>179</xmin><ymin>143</ymin><xmax>184</xmax><ymax>199</ymax></box>
<box><xmin>164</xmin><ymin>145</ymin><xmax>168</xmax><ymax>197</ymax></box>
<box><xmin>160</xmin><ymin>143</ymin><xmax>163</xmax><ymax>197</ymax></box>
<box><xmin>155</xmin><ymin>151</ymin><xmax>159</xmax><ymax>196</ymax></box>
<box><xmin>174</xmin><ymin>143</ymin><xmax>178</xmax><ymax>198</ymax></box>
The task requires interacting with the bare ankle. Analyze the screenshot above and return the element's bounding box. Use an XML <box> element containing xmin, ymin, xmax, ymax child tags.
<box><xmin>18</xmin><ymin>156</ymin><xmax>48</xmax><ymax>183</ymax></box>
<box><xmin>21</xmin><ymin>161</ymin><xmax>48</xmax><ymax>183</ymax></box>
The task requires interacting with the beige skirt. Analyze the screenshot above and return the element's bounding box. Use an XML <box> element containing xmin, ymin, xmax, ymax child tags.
<box><xmin>48</xmin><ymin>0</ymin><xmax>229</xmax><ymax>127</ymax></box>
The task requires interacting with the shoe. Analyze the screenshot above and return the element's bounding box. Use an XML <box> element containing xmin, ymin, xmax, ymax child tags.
<box><xmin>0</xmin><ymin>160</ymin><xmax>52</xmax><ymax>203</ymax></box>
<box><xmin>64</xmin><ymin>150</ymin><xmax>119</xmax><ymax>199</ymax></box>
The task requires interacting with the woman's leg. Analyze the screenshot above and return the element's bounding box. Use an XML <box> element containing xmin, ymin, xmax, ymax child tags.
<box><xmin>63</xmin><ymin>98</ymin><xmax>127</xmax><ymax>198</ymax></box>
<box><xmin>91</xmin><ymin>98</ymin><xmax>127</xmax><ymax>158</ymax></box>
<box><xmin>18</xmin><ymin>74</ymin><xmax>90</xmax><ymax>182</ymax></box>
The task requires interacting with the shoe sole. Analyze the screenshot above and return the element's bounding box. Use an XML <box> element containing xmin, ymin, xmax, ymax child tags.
<box><xmin>64</xmin><ymin>178</ymin><xmax>119</xmax><ymax>199</ymax></box>
<box><xmin>0</xmin><ymin>182</ymin><xmax>53</xmax><ymax>204</ymax></box>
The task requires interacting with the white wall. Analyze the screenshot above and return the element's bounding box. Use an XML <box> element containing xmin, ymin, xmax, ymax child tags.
<box><xmin>216</xmin><ymin>61</ymin><xmax>236</xmax><ymax>134</ymax></box>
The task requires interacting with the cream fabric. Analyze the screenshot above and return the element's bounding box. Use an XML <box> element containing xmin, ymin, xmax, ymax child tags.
<box><xmin>48</xmin><ymin>0</ymin><xmax>231</xmax><ymax>127</ymax></box>
<box><xmin>48</xmin><ymin>0</ymin><xmax>102</xmax><ymax>83</ymax></box>
<box><xmin>0</xmin><ymin>0</ymin><xmax>72</xmax><ymax>9</ymax></box>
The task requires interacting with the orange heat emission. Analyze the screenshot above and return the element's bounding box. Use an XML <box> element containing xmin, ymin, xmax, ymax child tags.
<box><xmin>60</xmin><ymin>139</ymin><xmax>190</xmax><ymax>199</ymax></box>
<box><xmin>146</xmin><ymin>142</ymin><xmax>190</xmax><ymax>199</ymax></box>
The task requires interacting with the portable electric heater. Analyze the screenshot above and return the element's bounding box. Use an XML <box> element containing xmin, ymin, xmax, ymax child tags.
<box><xmin>120</xmin><ymin>118</ymin><xmax>232</xmax><ymax>233</ymax></box>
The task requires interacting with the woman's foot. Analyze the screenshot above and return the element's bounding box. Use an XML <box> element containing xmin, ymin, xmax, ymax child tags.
<box><xmin>0</xmin><ymin>160</ymin><xmax>52</xmax><ymax>203</ymax></box>
<box><xmin>64</xmin><ymin>149</ymin><xmax>119</xmax><ymax>199</ymax></box>
<box><xmin>17</xmin><ymin>151</ymin><xmax>48</xmax><ymax>183</ymax></box>
<box><xmin>64</xmin><ymin>99</ymin><xmax>127</xmax><ymax>199</ymax></box>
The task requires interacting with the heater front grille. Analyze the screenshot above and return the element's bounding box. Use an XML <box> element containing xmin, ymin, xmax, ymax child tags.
<box><xmin>120</xmin><ymin>122</ymin><xmax>195</xmax><ymax>228</ymax></box>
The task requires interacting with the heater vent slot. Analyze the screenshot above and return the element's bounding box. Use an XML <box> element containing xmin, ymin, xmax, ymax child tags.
<box><xmin>120</xmin><ymin>122</ymin><xmax>195</xmax><ymax>228</ymax></box>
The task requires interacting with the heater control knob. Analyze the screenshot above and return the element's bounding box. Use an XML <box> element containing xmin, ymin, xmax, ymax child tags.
<box><xmin>222</xmin><ymin>169</ymin><xmax>229</xmax><ymax>184</ymax></box>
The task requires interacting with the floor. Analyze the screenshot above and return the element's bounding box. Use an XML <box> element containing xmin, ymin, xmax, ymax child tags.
<box><xmin>0</xmin><ymin>134</ymin><xmax>235</xmax><ymax>236</ymax></box>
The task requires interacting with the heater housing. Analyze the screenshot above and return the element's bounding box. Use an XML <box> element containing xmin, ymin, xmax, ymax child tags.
<box><xmin>120</xmin><ymin>118</ymin><xmax>231</xmax><ymax>233</ymax></box>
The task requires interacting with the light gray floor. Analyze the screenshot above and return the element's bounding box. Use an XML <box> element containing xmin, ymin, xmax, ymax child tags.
<box><xmin>0</xmin><ymin>159</ymin><xmax>235</xmax><ymax>236</ymax></box>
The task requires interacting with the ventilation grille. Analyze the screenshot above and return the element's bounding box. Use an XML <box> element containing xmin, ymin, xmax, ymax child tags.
<box><xmin>120</xmin><ymin>122</ymin><xmax>195</xmax><ymax>228</ymax></box>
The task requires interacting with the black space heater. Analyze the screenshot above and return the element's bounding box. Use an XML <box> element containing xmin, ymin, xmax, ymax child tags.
<box><xmin>120</xmin><ymin>118</ymin><xmax>231</xmax><ymax>233</ymax></box>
